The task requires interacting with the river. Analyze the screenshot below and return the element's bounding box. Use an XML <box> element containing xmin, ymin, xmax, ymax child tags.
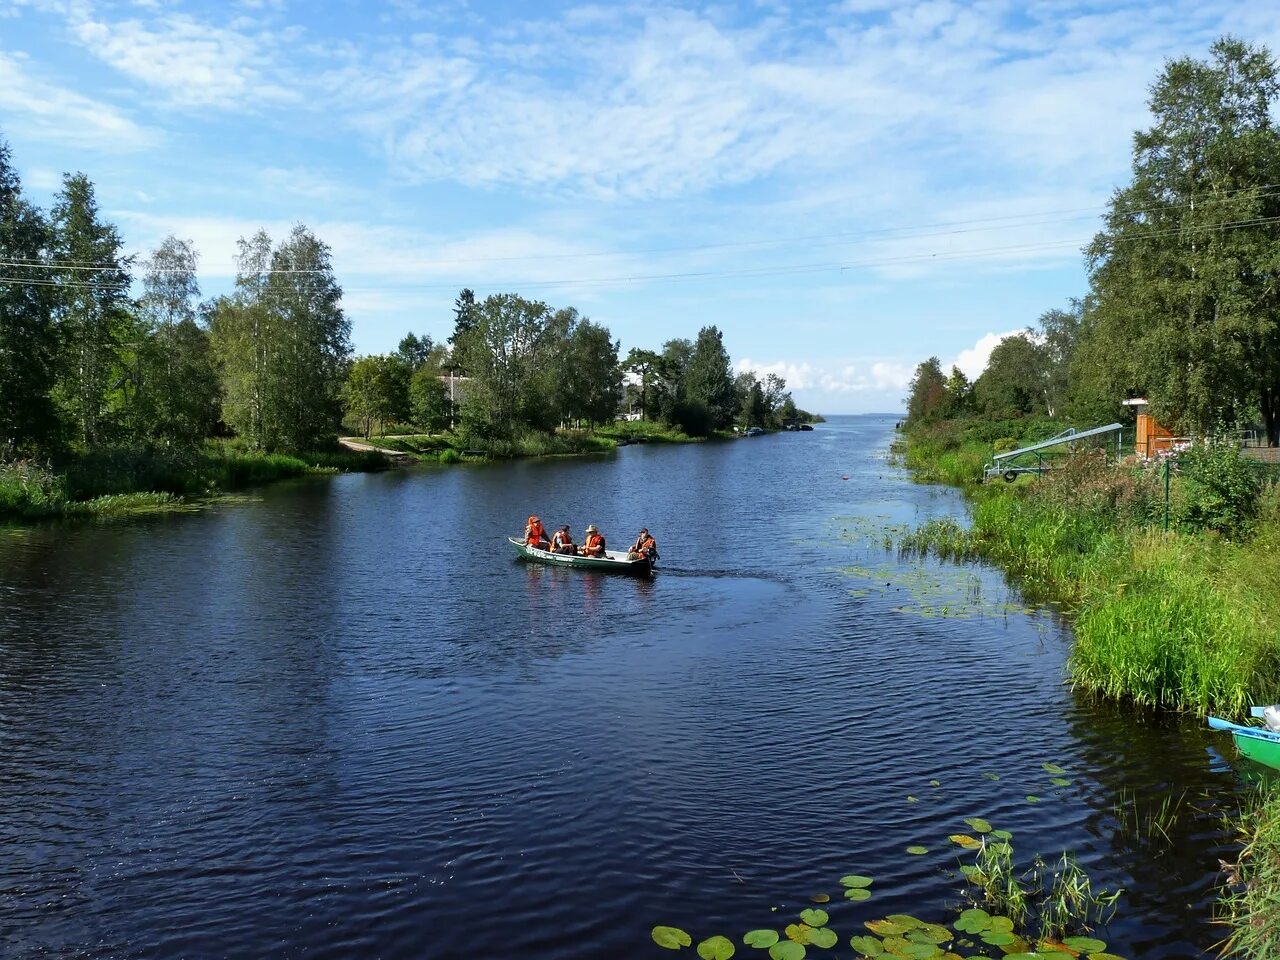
<box><xmin>0</xmin><ymin>415</ymin><xmax>1247</xmax><ymax>958</ymax></box>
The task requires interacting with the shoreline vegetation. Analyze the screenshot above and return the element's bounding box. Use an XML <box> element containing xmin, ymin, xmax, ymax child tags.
<box><xmin>891</xmin><ymin>36</ymin><xmax>1280</xmax><ymax>958</ymax></box>
<box><xmin>0</xmin><ymin>132</ymin><xmax>818</xmax><ymax>523</ymax></box>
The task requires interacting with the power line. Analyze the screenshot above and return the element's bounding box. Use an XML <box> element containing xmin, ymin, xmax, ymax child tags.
<box><xmin>5</xmin><ymin>182</ymin><xmax>1280</xmax><ymax>275</ymax></box>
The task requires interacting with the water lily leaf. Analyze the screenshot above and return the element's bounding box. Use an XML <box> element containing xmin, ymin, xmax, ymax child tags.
<box><xmin>1062</xmin><ymin>936</ymin><xmax>1107</xmax><ymax>953</ymax></box>
<box><xmin>920</xmin><ymin>924</ymin><xmax>953</xmax><ymax>944</ymax></box>
<box><xmin>929</xmin><ymin>779</ymin><xmax>942</xmax><ymax>788</ymax></box>
<box><xmin>954</xmin><ymin>908</ymin><xmax>990</xmax><ymax>933</ymax></box>
<box><xmin>845</xmin><ymin>888</ymin><xmax>872</xmax><ymax>902</ymax></box>
<box><xmin>881</xmin><ymin>936</ymin><xmax>912</xmax><ymax>956</ymax></box>
<box><xmin>958</xmin><ymin>864</ymin><xmax>981</xmax><ymax>879</ymax></box>
<box><xmin>808</xmin><ymin>927</ymin><xmax>837</xmax><ymax>949</ymax></box>
<box><xmin>698</xmin><ymin>936</ymin><xmax>736</xmax><ymax>960</ymax></box>
<box><xmin>990</xmin><ymin>829</ymin><xmax>1013</xmax><ymax>841</ymax></box>
<box><xmin>744</xmin><ymin>930</ymin><xmax>780</xmax><ymax>948</ymax></box>
<box><xmin>785</xmin><ymin>924</ymin><xmax>812</xmax><ymax>944</ymax></box>
<box><xmin>840</xmin><ymin>875</ymin><xmax>874</xmax><ymax>889</ymax></box>
<box><xmin>1025</xmin><ymin>795</ymin><xmax>1041</xmax><ymax>804</ymax></box>
<box><xmin>848</xmin><ymin>935</ymin><xmax>884</xmax><ymax>957</ymax></box>
<box><xmin>800</xmin><ymin>909</ymin><xmax>829</xmax><ymax>928</ymax></box>
<box><xmin>1042</xmin><ymin>762</ymin><xmax>1067</xmax><ymax>775</ymax></box>
<box><xmin>1050</xmin><ymin>777</ymin><xmax>1071</xmax><ymax>787</ymax></box>
<box><xmin>865</xmin><ymin>920</ymin><xmax>908</xmax><ymax>937</ymax></box>
<box><xmin>906</xmin><ymin>845</ymin><xmax>929</xmax><ymax>855</ymax></box>
<box><xmin>769</xmin><ymin>942</ymin><xmax>806</xmax><ymax>960</ymax></box>
<box><xmin>979</xmin><ymin>932</ymin><xmax>1014</xmax><ymax>946</ymax></box>
<box><xmin>902</xmin><ymin>943</ymin><xmax>941</xmax><ymax>958</ymax></box>
<box><xmin>987</xmin><ymin>917</ymin><xmax>1014</xmax><ymax>934</ymax></box>
<box><xmin>1034</xmin><ymin>952</ymin><xmax>1075</xmax><ymax>960</ymax></box>
<box><xmin>982</xmin><ymin>772</ymin><xmax>1000</xmax><ymax>781</ymax></box>
<box><xmin>949</xmin><ymin>834</ymin><xmax>981</xmax><ymax>849</ymax></box>
<box><xmin>907</xmin><ymin>795</ymin><xmax>919</xmax><ymax>803</ymax></box>
<box><xmin>885</xmin><ymin>916</ymin><xmax>924</xmax><ymax>930</ymax></box>
<box><xmin>1088</xmin><ymin>954</ymin><xmax>1127</xmax><ymax>960</ymax></box>
<box><xmin>964</xmin><ymin>817</ymin><xmax>993</xmax><ymax>834</ymax></box>
<box><xmin>810</xmin><ymin>894</ymin><xmax>830</xmax><ymax>904</ymax></box>
<box><xmin>653</xmin><ymin>926</ymin><xmax>693</xmax><ymax>949</ymax></box>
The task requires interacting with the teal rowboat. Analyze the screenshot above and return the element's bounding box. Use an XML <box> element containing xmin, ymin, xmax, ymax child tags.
<box><xmin>509</xmin><ymin>537</ymin><xmax>654</xmax><ymax>575</ymax></box>
<box><xmin>1208</xmin><ymin>715</ymin><xmax>1280</xmax><ymax>770</ymax></box>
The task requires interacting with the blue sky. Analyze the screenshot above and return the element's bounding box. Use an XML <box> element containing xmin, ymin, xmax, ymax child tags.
<box><xmin>3</xmin><ymin>0</ymin><xmax>1277</xmax><ymax>413</ymax></box>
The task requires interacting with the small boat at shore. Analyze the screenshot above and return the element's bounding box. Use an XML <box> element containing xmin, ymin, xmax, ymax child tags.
<box><xmin>509</xmin><ymin>537</ymin><xmax>654</xmax><ymax>575</ymax></box>
<box><xmin>1208</xmin><ymin>710</ymin><xmax>1280</xmax><ymax>770</ymax></box>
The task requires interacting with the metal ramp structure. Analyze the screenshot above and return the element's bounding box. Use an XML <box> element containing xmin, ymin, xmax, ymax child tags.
<box><xmin>983</xmin><ymin>422</ymin><xmax>1124</xmax><ymax>482</ymax></box>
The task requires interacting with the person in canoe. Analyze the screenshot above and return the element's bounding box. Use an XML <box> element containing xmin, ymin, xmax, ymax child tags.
<box><xmin>524</xmin><ymin>515</ymin><xmax>549</xmax><ymax>549</ymax></box>
<box><xmin>578</xmin><ymin>524</ymin><xmax>606</xmax><ymax>557</ymax></box>
<box><xmin>628</xmin><ymin>528</ymin><xmax>658</xmax><ymax>562</ymax></box>
<box><xmin>550</xmin><ymin>525</ymin><xmax>575</xmax><ymax>554</ymax></box>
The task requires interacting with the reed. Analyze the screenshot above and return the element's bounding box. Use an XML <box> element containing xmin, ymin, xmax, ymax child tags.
<box><xmin>1220</xmin><ymin>787</ymin><xmax>1280</xmax><ymax>959</ymax></box>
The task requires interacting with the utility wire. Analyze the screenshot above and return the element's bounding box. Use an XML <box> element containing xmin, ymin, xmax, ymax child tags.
<box><xmin>5</xmin><ymin>182</ymin><xmax>1280</xmax><ymax>274</ymax></box>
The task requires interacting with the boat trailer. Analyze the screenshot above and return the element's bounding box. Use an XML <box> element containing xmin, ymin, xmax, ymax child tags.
<box><xmin>983</xmin><ymin>422</ymin><xmax>1124</xmax><ymax>482</ymax></box>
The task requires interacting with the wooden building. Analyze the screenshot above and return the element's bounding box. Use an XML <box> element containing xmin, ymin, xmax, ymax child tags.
<box><xmin>1122</xmin><ymin>398</ymin><xmax>1175</xmax><ymax>457</ymax></box>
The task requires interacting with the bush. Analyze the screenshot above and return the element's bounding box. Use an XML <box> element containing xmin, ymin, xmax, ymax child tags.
<box><xmin>993</xmin><ymin>437</ymin><xmax>1018</xmax><ymax>452</ymax></box>
<box><xmin>1174</xmin><ymin>439</ymin><xmax>1260</xmax><ymax>535</ymax></box>
<box><xmin>0</xmin><ymin>460</ymin><xmax>66</xmax><ymax>518</ymax></box>
<box><xmin>668</xmin><ymin>399</ymin><xmax>713</xmax><ymax>438</ymax></box>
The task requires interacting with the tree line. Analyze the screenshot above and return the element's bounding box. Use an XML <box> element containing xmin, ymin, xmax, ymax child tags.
<box><xmin>342</xmin><ymin>290</ymin><xmax>816</xmax><ymax>442</ymax></box>
<box><xmin>0</xmin><ymin>132</ymin><xmax>816</xmax><ymax>468</ymax></box>
<box><xmin>906</xmin><ymin>37</ymin><xmax>1280</xmax><ymax>446</ymax></box>
<box><xmin>0</xmin><ymin>137</ymin><xmax>351</xmax><ymax>460</ymax></box>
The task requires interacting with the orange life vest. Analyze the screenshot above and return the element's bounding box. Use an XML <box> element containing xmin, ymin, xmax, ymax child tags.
<box><xmin>585</xmin><ymin>533</ymin><xmax>605</xmax><ymax>554</ymax></box>
<box><xmin>527</xmin><ymin>520</ymin><xmax>546</xmax><ymax>545</ymax></box>
<box><xmin>637</xmin><ymin>535</ymin><xmax>656</xmax><ymax>553</ymax></box>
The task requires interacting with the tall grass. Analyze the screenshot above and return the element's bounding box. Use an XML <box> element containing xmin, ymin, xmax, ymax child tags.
<box><xmin>1221</xmin><ymin>786</ymin><xmax>1280</xmax><ymax>959</ymax></box>
<box><xmin>900</xmin><ymin>440</ymin><xmax>1280</xmax><ymax>716</ymax></box>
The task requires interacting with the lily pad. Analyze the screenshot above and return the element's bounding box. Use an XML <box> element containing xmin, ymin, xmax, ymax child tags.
<box><xmin>840</xmin><ymin>875</ymin><xmax>874</xmax><ymax>889</ymax></box>
<box><xmin>810</xmin><ymin>894</ymin><xmax>830</xmax><ymax>904</ymax></box>
<box><xmin>980</xmin><ymin>931</ymin><xmax>1014</xmax><ymax>946</ymax></box>
<box><xmin>964</xmin><ymin>817</ymin><xmax>993</xmax><ymax>834</ymax></box>
<box><xmin>698</xmin><ymin>936</ymin><xmax>737</xmax><ymax>960</ymax></box>
<box><xmin>1063</xmin><ymin>936</ymin><xmax>1108</xmax><ymax>953</ymax></box>
<box><xmin>1042</xmin><ymin>762</ymin><xmax>1067</xmax><ymax>775</ymax></box>
<box><xmin>918</xmin><ymin>923</ymin><xmax>953</xmax><ymax>944</ymax></box>
<box><xmin>954</xmin><ymin>908</ymin><xmax>990</xmax><ymax>933</ymax></box>
<box><xmin>865</xmin><ymin>920</ymin><xmax>909</xmax><ymax>937</ymax></box>
<box><xmin>653</xmin><ymin>926</ymin><xmax>693</xmax><ymax>950</ymax></box>
<box><xmin>799</xmin><ymin>909</ymin><xmax>829</xmax><ymax>928</ymax></box>
<box><xmin>1050</xmin><ymin>777</ymin><xmax>1071</xmax><ymax>787</ymax></box>
<box><xmin>958</xmin><ymin>864</ymin><xmax>981</xmax><ymax>879</ymax></box>
<box><xmin>848</xmin><ymin>935</ymin><xmax>884</xmax><ymax>957</ymax></box>
<box><xmin>808</xmin><ymin>927</ymin><xmax>837</xmax><ymax>950</ymax></box>
<box><xmin>885</xmin><ymin>916</ymin><xmax>924</xmax><ymax>930</ymax></box>
<box><xmin>844</xmin><ymin>888</ymin><xmax>872</xmax><ymax>902</ymax></box>
<box><xmin>982</xmin><ymin>772</ymin><xmax>1001</xmax><ymax>781</ymax></box>
<box><xmin>1089</xmin><ymin>954</ymin><xmax>1128</xmax><ymax>960</ymax></box>
<box><xmin>907</xmin><ymin>795</ymin><xmax>919</xmax><ymax>803</ymax></box>
<box><xmin>1025</xmin><ymin>795</ymin><xmax>1041</xmax><ymax>804</ymax></box>
<box><xmin>949</xmin><ymin>834</ymin><xmax>981</xmax><ymax>849</ymax></box>
<box><xmin>785</xmin><ymin>924</ymin><xmax>812</xmax><ymax>945</ymax></box>
<box><xmin>743</xmin><ymin>930</ymin><xmax>779</xmax><ymax>948</ymax></box>
<box><xmin>929</xmin><ymin>779</ymin><xmax>942</xmax><ymax>788</ymax></box>
<box><xmin>906</xmin><ymin>845</ymin><xmax>929</xmax><ymax>855</ymax></box>
<box><xmin>987</xmin><ymin>917</ymin><xmax>1013</xmax><ymax>934</ymax></box>
<box><xmin>769</xmin><ymin>942</ymin><xmax>806</xmax><ymax>960</ymax></box>
<box><xmin>990</xmin><ymin>829</ymin><xmax>1013</xmax><ymax>841</ymax></box>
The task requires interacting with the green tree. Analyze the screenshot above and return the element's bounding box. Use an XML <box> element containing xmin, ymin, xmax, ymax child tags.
<box><xmin>562</xmin><ymin>319</ymin><xmax>622</xmax><ymax>426</ymax></box>
<box><xmin>211</xmin><ymin>226</ymin><xmax>351</xmax><ymax>451</ymax></box>
<box><xmin>50</xmin><ymin>172</ymin><xmax>133</xmax><ymax>447</ymax></box>
<box><xmin>623</xmin><ymin>347</ymin><xmax>661</xmax><ymax>419</ymax></box>
<box><xmin>0</xmin><ymin>138</ymin><xmax>59</xmax><ymax>457</ymax></box>
<box><xmin>1085</xmin><ymin>37</ymin><xmax>1280</xmax><ymax>440</ymax></box>
<box><xmin>454</xmin><ymin>293</ymin><xmax>556</xmax><ymax>438</ymax></box>
<box><xmin>135</xmin><ymin>236</ymin><xmax>219</xmax><ymax>445</ymax></box>
<box><xmin>974</xmin><ymin>334</ymin><xmax>1049</xmax><ymax>418</ymax></box>
<box><xmin>409</xmin><ymin>367</ymin><xmax>451</xmax><ymax>433</ymax></box>
<box><xmin>905</xmin><ymin>356</ymin><xmax>947</xmax><ymax>425</ymax></box>
<box><xmin>943</xmin><ymin>365</ymin><xmax>972</xmax><ymax>419</ymax></box>
<box><xmin>343</xmin><ymin>355</ymin><xmax>408</xmax><ymax>438</ymax></box>
<box><xmin>397</xmin><ymin>332</ymin><xmax>434</xmax><ymax>371</ymax></box>
<box><xmin>685</xmin><ymin>326</ymin><xmax>737</xmax><ymax>429</ymax></box>
<box><xmin>1035</xmin><ymin>303</ymin><xmax>1080</xmax><ymax>419</ymax></box>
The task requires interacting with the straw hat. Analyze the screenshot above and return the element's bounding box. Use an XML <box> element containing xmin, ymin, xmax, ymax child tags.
<box><xmin>586</xmin><ymin>524</ymin><xmax>598</xmax><ymax>533</ymax></box>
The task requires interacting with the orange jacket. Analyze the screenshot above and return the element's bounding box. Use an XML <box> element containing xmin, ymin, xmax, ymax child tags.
<box><xmin>526</xmin><ymin>520</ymin><xmax>546</xmax><ymax>544</ymax></box>
<box><xmin>636</xmin><ymin>535</ymin><xmax>656</xmax><ymax>553</ymax></box>
<box><xmin>584</xmin><ymin>533</ymin><xmax>605</xmax><ymax>555</ymax></box>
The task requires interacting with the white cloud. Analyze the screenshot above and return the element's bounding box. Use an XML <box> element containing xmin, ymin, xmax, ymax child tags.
<box><xmin>736</xmin><ymin>357</ymin><xmax>913</xmax><ymax>394</ymax></box>
<box><xmin>0</xmin><ymin>52</ymin><xmax>158</xmax><ymax>151</ymax></box>
<box><xmin>949</xmin><ymin>329</ymin><xmax>1024</xmax><ymax>381</ymax></box>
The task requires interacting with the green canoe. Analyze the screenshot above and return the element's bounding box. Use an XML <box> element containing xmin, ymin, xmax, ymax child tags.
<box><xmin>1208</xmin><ymin>715</ymin><xmax>1280</xmax><ymax>771</ymax></box>
<box><xmin>509</xmin><ymin>537</ymin><xmax>654</xmax><ymax>575</ymax></box>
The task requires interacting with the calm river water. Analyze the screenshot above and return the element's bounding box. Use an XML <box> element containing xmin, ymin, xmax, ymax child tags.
<box><xmin>0</xmin><ymin>416</ymin><xmax>1250</xmax><ymax>958</ymax></box>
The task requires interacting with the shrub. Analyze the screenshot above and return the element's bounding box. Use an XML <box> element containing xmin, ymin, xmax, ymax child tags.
<box><xmin>668</xmin><ymin>399</ymin><xmax>713</xmax><ymax>438</ymax></box>
<box><xmin>0</xmin><ymin>460</ymin><xmax>66</xmax><ymax>518</ymax></box>
<box><xmin>1174</xmin><ymin>439</ymin><xmax>1260</xmax><ymax>535</ymax></box>
<box><xmin>993</xmin><ymin>437</ymin><xmax>1018</xmax><ymax>452</ymax></box>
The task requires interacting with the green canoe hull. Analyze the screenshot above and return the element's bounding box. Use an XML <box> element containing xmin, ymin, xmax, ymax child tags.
<box><xmin>509</xmin><ymin>537</ymin><xmax>654</xmax><ymax>575</ymax></box>
<box><xmin>1235</xmin><ymin>731</ymin><xmax>1280</xmax><ymax>770</ymax></box>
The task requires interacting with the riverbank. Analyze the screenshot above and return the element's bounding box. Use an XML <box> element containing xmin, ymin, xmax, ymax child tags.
<box><xmin>0</xmin><ymin>441</ymin><xmax>389</xmax><ymax>521</ymax></box>
<box><xmin>899</xmin><ymin>417</ymin><xmax>1280</xmax><ymax>959</ymax></box>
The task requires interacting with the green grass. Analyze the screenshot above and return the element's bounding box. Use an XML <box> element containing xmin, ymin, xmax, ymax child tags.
<box><xmin>1</xmin><ymin>440</ymin><xmax>390</xmax><ymax>522</ymax></box>
<box><xmin>900</xmin><ymin>431</ymin><xmax>1280</xmax><ymax>717</ymax></box>
<box><xmin>1222</xmin><ymin>786</ymin><xmax>1280</xmax><ymax>959</ymax></box>
<box><xmin>595</xmin><ymin>420</ymin><xmax>705</xmax><ymax>444</ymax></box>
